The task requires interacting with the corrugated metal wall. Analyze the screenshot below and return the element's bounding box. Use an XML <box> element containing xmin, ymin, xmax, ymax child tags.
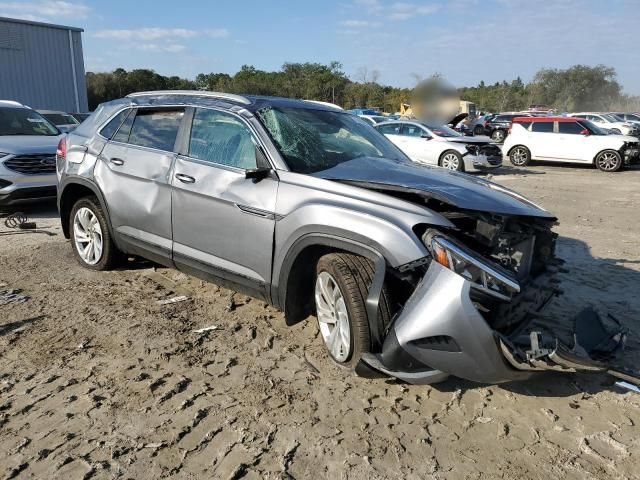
<box><xmin>0</xmin><ymin>18</ymin><xmax>88</xmax><ymax>112</ymax></box>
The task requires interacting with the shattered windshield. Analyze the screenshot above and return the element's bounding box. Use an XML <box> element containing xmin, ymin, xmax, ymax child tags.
<box><xmin>256</xmin><ymin>106</ymin><xmax>408</xmax><ymax>173</ymax></box>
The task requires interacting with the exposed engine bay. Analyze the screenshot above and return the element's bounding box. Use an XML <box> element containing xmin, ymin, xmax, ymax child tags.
<box><xmin>367</xmin><ymin>189</ymin><xmax>633</xmax><ymax>384</ymax></box>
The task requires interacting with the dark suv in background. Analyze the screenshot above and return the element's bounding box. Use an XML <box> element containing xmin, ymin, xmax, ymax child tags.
<box><xmin>481</xmin><ymin>113</ymin><xmax>534</xmax><ymax>142</ymax></box>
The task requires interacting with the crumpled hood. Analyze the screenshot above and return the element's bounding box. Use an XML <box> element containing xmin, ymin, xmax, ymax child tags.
<box><xmin>312</xmin><ymin>157</ymin><xmax>555</xmax><ymax>218</ymax></box>
<box><xmin>0</xmin><ymin>135</ymin><xmax>60</xmax><ymax>154</ymax></box>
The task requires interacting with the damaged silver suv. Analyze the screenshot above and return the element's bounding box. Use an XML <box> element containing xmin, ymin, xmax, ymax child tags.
<box><xmin>57</xmin><ymin>91</ymin><xmax>629</xmax><ymax>385</ymax></box>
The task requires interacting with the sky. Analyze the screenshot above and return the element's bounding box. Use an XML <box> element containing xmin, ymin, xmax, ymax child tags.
<box><xmin>2</xmin><ymin>0</ymin><xmax>640</xmax><ymax>93</ymax></box>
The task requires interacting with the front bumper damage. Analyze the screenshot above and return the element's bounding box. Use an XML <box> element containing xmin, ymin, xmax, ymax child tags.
<box><xmin>362</xmin><ymin>262</ymin><xmax>631</xmax><ymax>385</ymax></box>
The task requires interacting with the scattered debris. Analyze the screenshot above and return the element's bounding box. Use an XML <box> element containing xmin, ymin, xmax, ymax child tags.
<box><xmin>0</xmin><ymin>288</ymin><xmax>29</xmax><ymax>305</ymax></box>
<box><xmin>226</xmin><ymin>292</ymin><xmax>237</xmax><ymax>312</ymax></box>
<box><xmin>156</xmin><ymin>295</ymin><xmax>189</xmax><ymax>306</ymax></box>
<box><xmin>615</xmin><ymin>381</ymin><xmax>640</xmax><ymax>394</ymax></box>
<box><xmin>192</xmin><ymin>325</ymin><xmax>219</xmax><ymax>334</ymax></box>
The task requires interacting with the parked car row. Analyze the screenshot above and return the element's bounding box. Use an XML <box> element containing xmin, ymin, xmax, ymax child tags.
<box><xmin>56</xmin><ymin>90</ymin><xmax>627</xmax><ymax>387</ymax></box>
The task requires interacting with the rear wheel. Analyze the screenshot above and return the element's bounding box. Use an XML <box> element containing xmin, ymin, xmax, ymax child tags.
<box><xmin>439</xmin><ymin>150</ymin><xmax>464</xmax><ymax>171</ymax></box>
<box><xmin>314</xmin><ymin>253</ymin><xmax>392</xmax><ymax>369</ymax></box>
<box><xmin>70</xmin><ymin>196</ymin><xmax>120</xmax><ymax>270</ymax></box>
<box><xmin>595</xmin><ymin>150</ymin><xmax>623</xmax><ymax>172</ymax></box>
<box><xmin>491</xmin><ymin>129</ymin><xmax>506</xmax><ymax>143</ymax></box>
<box><xmin>509</xmin><ymin>145</ymin><xmax>531</xmax><ymax>167</ymax></box>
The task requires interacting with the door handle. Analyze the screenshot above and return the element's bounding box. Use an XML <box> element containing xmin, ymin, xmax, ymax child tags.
<box><xmin>109</xmin><ymin>157</ymin><xmax>124</xmax><ymax>166</ymax></box>
<box><xmin>175</xmin><ymin>173</ymin><xmax>196</xmax><ymax>184</ymax></box>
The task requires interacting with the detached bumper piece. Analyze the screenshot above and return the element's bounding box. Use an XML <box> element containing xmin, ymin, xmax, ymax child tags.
<box><xmin>499</xmin><ymin>307</ymin><xmax>630</xmax><ymax>376</ymax></box>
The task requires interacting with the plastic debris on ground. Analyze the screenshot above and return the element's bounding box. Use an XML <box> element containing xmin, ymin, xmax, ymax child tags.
<box><xmin>156</xmin><ymin>295</ymin><xmax>189</xmax><ymax>305</ymax></box>
<box><xmin>0</xmin><ymin>288</ymin><xmax>29</xmax><ymax>305</ymax></box>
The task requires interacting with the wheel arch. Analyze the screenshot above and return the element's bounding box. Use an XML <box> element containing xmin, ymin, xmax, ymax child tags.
<box><xmin>58</xmin><ymin>177</ymin><xmax>114</xmax><ymax>240</ymax></box>
<box><xmin>274</xmin><ymin>234</ymin><xmax>389</xmax><ymax>349</ymax></box>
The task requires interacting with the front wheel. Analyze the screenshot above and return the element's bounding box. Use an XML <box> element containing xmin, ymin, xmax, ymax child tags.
<box><xmin>595</xmin><ymin>150</ymin><xmax>623</xmax><ymax>172</ymax></box>
<box><xmin>509</xmin><ymin>146</ymin><xmax>531</xmax><ymax>167</ymax></box>
<box><xmin>473</xmin><ymin>125</ymin><xmax>485</xmax><ymax>136</ymax></box>
<box><xmin>439</xmin><ymin>150</ymin><xmax>464</xmax><ymax>171</ymax></box>
<box><xmin>314</xmin><ymin>253</ymin><xmax>392</xmax><ymax>368</ymax></box>
<box><xmin>70</xmin><ymin>196</ymin><xmax>120</xmax><ymax>270</ymax></box>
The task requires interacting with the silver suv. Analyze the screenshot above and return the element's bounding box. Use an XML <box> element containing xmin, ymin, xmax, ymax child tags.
<box><xmin>0</xmin><ymin>101</ymin><xmax>61</xmax><ymax>207</ymax></box>
<box><xmin>57</xmin><ymin>91</ymin><xmax>627</xmax><ymax>385</ymax></box>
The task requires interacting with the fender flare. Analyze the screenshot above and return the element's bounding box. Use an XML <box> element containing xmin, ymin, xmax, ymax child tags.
<box><xmin>58</xmin><ymin>176</ymin><xmax>115</xmax><ymax>241</ymax></box>
<box><xmin>275</xmin><ymin>233</ymin><xmax>388</xmax><ymax>349</ymax></box>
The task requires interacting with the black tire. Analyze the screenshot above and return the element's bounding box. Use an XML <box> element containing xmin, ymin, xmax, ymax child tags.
<box><xmin>509</xmin><ymin>145</ymin><xmax>531</xmax><ymax>167</ymax></box>
<box><xmin>594</xmin><ymin>150</ymin><xmax>623</xmax><ymax>172</ymax></box>
<box><xmin>491</xmin><ymin>129</ymin><xmax>506</xmax><ymax>143</ymax></box>
<box><xmin>610</xmin><ymin>128</ymin><xmax>621</xmax><ymax>135</ymax></box>
<box><xmin>315</xmin><ymin>253</ymin><xmax>393</xmax><ymax>368</ymax></box>
<box><xmin>69</xmin><ymin>196</ymin><xmax>120</xmax><ymax>270</ymax></box>
<box><xmin>439</xmin><ymin>150</ymin><xmax>465</xmax><ymax>171</ymax></box>
<box><xmin>473</xmin><ymin>125</ymin><xmax>485</xmax><ymax>136</ymax></box>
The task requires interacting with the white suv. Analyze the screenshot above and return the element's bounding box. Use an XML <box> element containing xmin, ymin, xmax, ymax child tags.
<box><xmin>503</xmin><ymin>116</ymin><xmax>640</xmax><ymax>172</ymax></box>
<box><xmin>568</xmin><ymin>112</ymin><xmax>639</xmax><ymax>137</ymax></box>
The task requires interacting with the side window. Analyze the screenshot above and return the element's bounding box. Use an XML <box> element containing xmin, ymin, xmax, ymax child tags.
<box><xmin>401</xmin><ymin>124</ymin><xmax>425</xmax><ymax>137</ymax></box>
<box><xmin>558</xmin><ymin>121</ymin><xmax>584</xmax><ymax>134</ymax></box>
<box><xmin>516</xmin><ymin>121</ymin><xmax>531</xmax><ymax>130</ymax></box>
<box><xmin>112</xmin><ymin>110</ymin><xmax>135</xmax><ymax>143</ymax></box>
<box><xmin>99</xmin><ymin>109</ymin><xmax>130</xmax><ymax>140</ymax></box>
<box><xmin>188</xmin><ymin>108</ymin><xmax>257</xmax><ymax>169</ymax></box>
<box><xmin>531</xmin><ymin>121</ymin><xmax>554</xmax><ymax>133</ymax></box>
<box><xmin>127</xmin><ymin>109</ymin><xmax>184</xmax><ymax>151</ymax></box>
<box><xmin>377</xmin><ymin>123</ymin><xmax>401</xmax><ymax>135</ymax></box>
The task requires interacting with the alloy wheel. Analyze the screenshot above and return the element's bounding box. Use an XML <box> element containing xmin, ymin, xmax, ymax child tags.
<box><xmin>441</xmin><ymin>153</ymin><xmax>460</xmax><ymax>170</ymax></box>
<box><xmin>73</xmin><ymin>207</ymin><xmax>103</xmax><ymax>265</ymax></box>
<box><xmin>511</xmin><ymin>147</ymin><xmax>528</xmax><ymax>166</ymax></box>
<box><xmin>597</xmin><ymin>152</ymin><xmax>620</xmax><ymax>171</ymax></box>
<box><xmin>315</xmin><ymin>271</ymin><xmax>351</xmax><ymax>362</ymax></box>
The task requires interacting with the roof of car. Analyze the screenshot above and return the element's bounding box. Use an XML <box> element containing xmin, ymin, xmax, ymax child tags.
<box><xmin>513</xmin><ymin>116</ymin><xmax>583</xmax><ymax>123</ymax></box>
<box><xmin>0</xmin><ymin>100</ymin><xmax>27</xmax><ymax>109</ymax></box>
<box><xmin>125</xmin><ymin>91</ymin><xmax>344</xmax><ymax>113</ymax></box>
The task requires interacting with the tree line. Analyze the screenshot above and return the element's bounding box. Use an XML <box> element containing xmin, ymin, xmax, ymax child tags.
<box><xmin>86</xmin><ymin>63</ymin><xmax>639</xmax><ymax>114</ymax></box>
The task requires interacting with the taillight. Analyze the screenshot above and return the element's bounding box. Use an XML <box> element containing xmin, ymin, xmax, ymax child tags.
<box><xmin>483</xmin><ymin>121</ymin><xmax>489</xmax><ymax>128</ymax></box>
<box><xmin>56</xmin><ymin>137</ymin><xmax>67</xmax><ymax>159</ymax></box>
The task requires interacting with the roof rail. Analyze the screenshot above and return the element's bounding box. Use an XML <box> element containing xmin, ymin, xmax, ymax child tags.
<box><xmin>126</xmin><ymin>90</ymin><xmax>251</xmax><ymax>105</ymax></box>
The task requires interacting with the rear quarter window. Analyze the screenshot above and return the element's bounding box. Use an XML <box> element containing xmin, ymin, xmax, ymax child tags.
<box><xmin>515</xmin><ymin>121</ymin><xmax>531</xmax><ymax>130</ymax></box>
<box><xmin>99</xmin><ymin>109</ymin><xmax>130</xmax><ymax>139</ymax></box>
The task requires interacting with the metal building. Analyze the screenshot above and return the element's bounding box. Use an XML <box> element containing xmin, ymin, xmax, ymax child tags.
<box><xmin>0</xmin><ymin>17</ymin><xmax>88</xmax><ymax>112</ymax></box>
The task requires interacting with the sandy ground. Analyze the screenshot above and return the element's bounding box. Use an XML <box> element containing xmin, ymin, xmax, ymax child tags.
<box><xmin>1</xmin><ymin>164</ymin><xmax>639</xmax><ymax>479</ymax></box>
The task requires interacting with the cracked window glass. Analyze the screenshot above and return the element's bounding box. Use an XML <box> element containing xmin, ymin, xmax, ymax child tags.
<box><xmin>256</xmin><ymin>107</ymin><xmax>408</xmax><ymax>173</ymax></box>
<box><xmin>188</xmin><ymin>109</ymin><xmax>256</xmax><ymax>170</ymax></box>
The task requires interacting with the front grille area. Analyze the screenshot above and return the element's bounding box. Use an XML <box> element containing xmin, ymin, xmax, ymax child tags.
<box><xmin>3</xmin><ymin>154</ymin><xmax>57</xmax><ymax>175</ymax></box>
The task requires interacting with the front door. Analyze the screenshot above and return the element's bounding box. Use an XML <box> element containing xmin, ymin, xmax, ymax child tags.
<box><xmin>171</xmin><ymin>107</ymin><xmax>278</xmax><ymax>300</ymax></box>
<box><xmin>94</xmin><ymin>107</ymin><xmax>185</xmax><ymax>264</ymax></box>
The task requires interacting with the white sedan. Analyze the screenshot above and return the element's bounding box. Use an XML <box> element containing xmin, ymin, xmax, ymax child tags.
<box><xmin>375</xmin><ymin>120</ymin><xmax>502</xmax><ymax>172</ymax></box>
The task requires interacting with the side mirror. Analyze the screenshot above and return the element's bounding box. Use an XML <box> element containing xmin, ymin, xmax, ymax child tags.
<box><xmin>580</xmin><ymin>128</ymin><xmax>589</xmax><ymax>136</ymax></box>
<box><xmin>245</xmin><ymin>167</ymin><xmax>271</xmax><ymax>181</ymax></box>
<box><xmin>246</xmin><ymin>145</ymin><xmax>272</xmax><ymax>181</ymax></box>
<box><xmin>421</xmin><ymin>134</ymin><xmax>432</xmax><ymax>140</ymax></box>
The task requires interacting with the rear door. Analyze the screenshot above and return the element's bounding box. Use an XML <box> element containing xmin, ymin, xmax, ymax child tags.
<box><xmin>95</xmin><ymin>107</ymin><xmax>185</xmax><ymax>264</ymax></box>
<box><xmin>528</xmin><ymin>120</ymin><xmax>555</xmax><ymax>159</ymax></box>
<box><xmin>170</xmin><ymin>107</ymin><xmax>278</xmax><ymax>300</ymax></box>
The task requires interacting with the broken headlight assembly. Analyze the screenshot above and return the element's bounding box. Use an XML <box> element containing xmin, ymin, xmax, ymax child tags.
<box><xmin>425</xmin><ymin>233</ymin><xmax>520</xmax><ymax>301</ymax></box>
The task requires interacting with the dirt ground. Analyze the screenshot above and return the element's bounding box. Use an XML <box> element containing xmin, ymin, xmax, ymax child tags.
<box><xmin>1</xmin><ymin>164</ymin><xmax>639</xmax><ymax>480</ymax></box>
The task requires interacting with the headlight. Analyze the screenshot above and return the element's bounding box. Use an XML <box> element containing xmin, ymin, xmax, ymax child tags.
<box><xmin>427</xmin><ymin>233</ymin><xmax>520</xmax><ymax>301</ymax></box>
